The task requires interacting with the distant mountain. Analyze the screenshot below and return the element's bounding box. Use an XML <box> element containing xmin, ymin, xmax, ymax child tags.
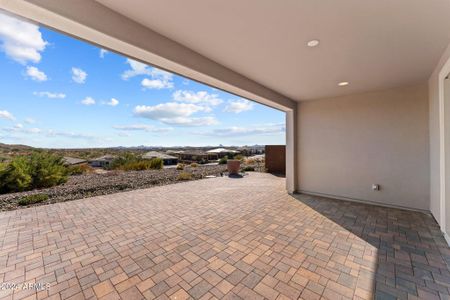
<box><xmin>0</xmin><ymin>142</ymin><xmax>267</xmax><ymax>151</ymax></box>
<box><xmin>0</xmin><ymin>142</ymin><xmax>34</xmax><ymax>151</ymax></box>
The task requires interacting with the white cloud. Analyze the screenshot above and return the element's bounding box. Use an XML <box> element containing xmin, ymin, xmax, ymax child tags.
<box><xmin>0</xmin><ymin>110</ymin><xmax>15</xmax><ymax>121</ymax></box>
<box><xmin>2</xmin><ymin>126</ymin><xmax>94</xmax><ymax>139</ymax></box>
<box><xmin>2</xmin><ymin>126</ymin><xmax>41</xmax><ymax>134</ymax></box>
<box><xmin>71</xmin><ymin>67</ymin><xmax>87</xmax><ymax>84</ymax></box>
<box><xmin>99</xmin><ymin>49</ymin><xmax>108</xmax><ymax>58</ymax></box>
<box><xmin>81</xmin><ymin>97</ymin><xmax>96</xmax><ymax>106</ymax></box>
<box><xmin>33</xmin><ymin>91</ymin><xmax>66</xmax><ymax>99</ymax></box>
<box><xmin>122</xmin><ymin>58</ymin><xmax>174</xmax><ymax>89</ymax></box>
<box><xmin>105</xmin><ymin>98</ymin><xmax>119</xmax><ymax>106</ymax></box>
<box><xmin>27</xmin><ymin>127</ymin><xmax>41</xmax><ymax>134</ymax></box>
<box><xmin>224</xmin><ymin>99</ymin><xmax>254</xmax><ymax>113</ymax></box>
<box><xmin>141</xmin><ymin>78</ymin><xmax>173</xmax><ymax>89</ymax></box>
<box><xmin>0</xmin><ymin>11</ymin><xmax>47</xmax><ymax>64</ymax></box>
<box><xmin>121</xmin><ymin>59</ymin><xmax>148</xmax><ymax>79</ymax></box>
<box><xmin>121</xmin><ymin>59</ymin><xmax>152</xmax><ymax>79</ymax></box>
<box><xmin>173</xmin><ymin>90</ymin><xmax>222</xmax><ymax>106</ymax></box>
<box><xmin>113</xmin><ymin>124</ymin><xmax>173</xmax><ymax>133</ymax></box>
<box><xmin>46</xmin><ymin>130</ymin><xmax>94</xmax><ymax>139</ymax></box>
<box><xmin>26</xmin><ymin>66</ymin><xmax>47</xmax><ymax>81</ymax></box>
<box><xmin>163</xmin><ymin>116</ymin><xmax>218</xmax><ymax>126</ymax></box>
<box><xmin>196</xmin><ymin>123</ymin><xmax>285</xmax><ymax>137</ymax></box>
<box><xmin>134</xmin><ymin>102</ymin><xmax>217</xmax><ymax>126</ymax></box>
<box><xmin>134</xmin><ymin>102</ymin><xmax>208</xmax><ymax>118</ymax></box>
<box><xmin>25</xmin><ymin>118</ymin><xmax>36</xmax><ymax>124</ymax></box>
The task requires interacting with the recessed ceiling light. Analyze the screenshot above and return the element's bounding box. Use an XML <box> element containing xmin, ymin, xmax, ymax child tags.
<box><xmin>307</xmin><ymin>40</ymin><xmax>320</xmax><ymax>47</ymax></box>
<box><xmin>338</xmin><ymin>81</ymin><xmax>349</xmax><ymax>86</ymax></box>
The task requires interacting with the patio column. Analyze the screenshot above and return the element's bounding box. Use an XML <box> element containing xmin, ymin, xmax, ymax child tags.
<box><xmin>286</xmin><ymin>104</ymin><xmax>298</xmax><ymax>193</ymax></box>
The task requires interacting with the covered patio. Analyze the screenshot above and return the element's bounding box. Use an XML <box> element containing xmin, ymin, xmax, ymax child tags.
<box><xmin>2</xmin><ymin>1</ymin><xmax>450</xmax><ymax>299</ymax></box>
<box><xmin>0</xmin><ymin>173</ymin><xmax>448</xmax><ymax>299</ymax></box>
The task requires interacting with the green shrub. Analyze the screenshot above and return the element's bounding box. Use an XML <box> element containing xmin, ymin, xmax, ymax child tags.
<box><xmin>0</xmin><ymin>162</ymin><xmax>8</xmax><ymax>174</ymax></box>
<box><xmin>29</xmin><ymin>152</ymin><xmax>68</xmax><ymax>188</ymax></box>
<box><xmin>110</xmin><ymin>153</ymin><xmax>140</xmax><ymax>170</ymax></box>
<box><xmin>67</xmin><ymin>163</ymin><xmax>93</xmax><ymax>175</ymax></box>
<box><xmin>0</xmin><ymin>152</ymin><xmax>67</xmax><ymax>194</ymax></box>
<box><xmin>119</xmin><ymin>160</ymin><xmax>151</xmax><ymax>171</ymax></box>
<box><xmin>176</xmin><ymin>163</ymin><xmax>185</xmax><ymax>170</ymax></box>
<box><xmin>218</xmin><ymin>157</ymin><xmax>228</xmax><ymax>165</ymax></box>
<box><xmin>111</xmin><ymin>154</ymin><xmax>163</xmax><ymax>171</ymax></box>
<box><xmin>190</xmin><ymin>162</ymin><xmax>198</xmax><ymax>168</ymax></box>
<box><xmin>234</xmin><ymin>154</ymin><xmax>244</xmax><ymax>161</ymax></box>
<box><xmin>18</xmin><ymin>194</ymin><xmax>49</xmax><ymax>206</ymax></box>
<box><xmin>0</xmin><ymin>156</ymin><xmax>32</xmax><ymax>192</ymax></box>
<box><xmin>149</xmin><ymin>158</ymin><xmax>163</xmax><ymax>170</ymax></box>
<box><xmin>242</xmin><ymin>166</ymin><xmax>255</xmax><ymax>172</ymax></box>
<box><xmin>177</xmin><ymin>172</ymin><xmax>192</xmax><ymax>181</ymax></box>
<box><xmin>226</xmin><ymin>153</ymin><xmax>235</xmax><ymax>159</ymax></box>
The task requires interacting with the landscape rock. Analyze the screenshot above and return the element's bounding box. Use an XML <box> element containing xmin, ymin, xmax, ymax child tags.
<box><xmin>0</xmin><ymin>165</ymin><xmax>227</xmax><ymax>211</ymax></box>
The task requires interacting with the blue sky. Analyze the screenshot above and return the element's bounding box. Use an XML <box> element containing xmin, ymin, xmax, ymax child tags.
<box><xmin>0</xmin><ymin>11</ymin><xmax>285</xmax><ymax>148</ymax></box>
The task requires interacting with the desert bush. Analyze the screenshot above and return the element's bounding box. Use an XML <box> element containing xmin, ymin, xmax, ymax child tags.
<box><xmin>225</xmin><ymin>153</ymin><xmax>235</xmax><ymax>159</ymax></box>
<box><xmin>30</xmin><ymin>152</ymin><xmax>68</xmax><ymax>188</ymax></box>
<box><xmin>0</xmin><ymin>156</ymin><xmax>32</xmax><ymax>192</ymax></box>
<box><xmin>234</xmin><ymin>154</ymin><xmax>244</xmax><ymax>161</ymax></box>
<box><xmin>245</xmin><ymin>158</ymin><xmax>256</xmax><ymax>164</ymax></box>
<box><xmin>245</xmin><ymin>157</ymin><xmax>264</xmax><ymax>164</ymax></box>
<box><xmin>111</xmin><ymin>153</ymin><xmax>163</xmax><ymax>171</ymax></box>
<box><xmin>18</xmin><ymin>194</ymin><xmax>49</xmax><ymax>206</ymax></box>
<box><xmin>0</xmin><ymin>152</ymin><xmax>68</xmax><ymax>194</ymax></box>
<box><xmin>67</xmin><ymin>163</ymin><xmax>93</xmax><ymax>175</ymax></box>
<box><xmin>149</xmin><ymin>158</ymin><xmax>163</xmax><ymax>170</ymax></box>
<box><xmin>110</xmin><ymin>153</ymin><xmax>140</xmax><ymax>170</ymax></box>
<box><xmin>119</xmin><ymin>160</ymin><xmax>151</xmax><ymax>171</ymax></box>
<box><xmin>177</xmin><ymin>172</ymin><xmax>192</xmax><ymax>181</ymax></box>
<box><xmin>190</xmin><ymin>162</ymin><xmax>198</xmax><ymax>168</ymax></box>
<box><xmin>242</xmin><ymin>166</ymin><xmax>255</xmax><ymax>172</ymax></box>
<box><xmin>218</xmin><ymin>157</ymin><xmax>228</xmax><ymax>165</ymax></box>
<box><xmin>176</xmin><ymin>163</ymin><xmax>185</xmax><ymax>170</ymax></box>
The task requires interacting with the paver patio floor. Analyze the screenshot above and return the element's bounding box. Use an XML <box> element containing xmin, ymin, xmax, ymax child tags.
<box><xmin>0</xmin><ymin>172</ymin><xmax>449</xmax><ymax>300</ymax></box>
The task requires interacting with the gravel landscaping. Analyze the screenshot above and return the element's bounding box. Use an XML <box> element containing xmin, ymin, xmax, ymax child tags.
<box><xmin>0</xmin><ymin>165</ymin><xmax>227</xmax><ymax>211</ymax></box>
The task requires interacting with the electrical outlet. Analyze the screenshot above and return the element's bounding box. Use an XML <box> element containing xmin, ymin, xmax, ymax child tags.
<box><xmin>372</xmin><ymin>184</ymin><xmax>380</xmax><ymax>191</ymax></box>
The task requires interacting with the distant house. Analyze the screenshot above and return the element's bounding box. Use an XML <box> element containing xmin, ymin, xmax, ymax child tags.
<box><xmin>142</xmin><ymin>151</ymin><xmax>178</xmax><ymax>165</ymax></box>
<box><xmin>175</xmin><ymin>150</ymin><xmax>217</xmax><ymax>163</ymax></box>
<box><xmin>89</xmin><ymin>155</ymin><xmax>116</xmax><ymax>168</ymax></box>
<box><xmin>237</xmin><ymin>146</ymin><xmax>265</xmax><ymax>156</ymax></box>
<box><xmin>166</xmin><ymin>150</ymin><xmax>184</xmax><ymax>155</ymax></box>
<box><xmin>207</xmin><ymin>148</ymin><xmax>239</xmax><ymax>158</ymax></box>
<box><xmin>63</xmin><ymin>156</ymin><xmax>87</xmax><ymax>166</ymax></box>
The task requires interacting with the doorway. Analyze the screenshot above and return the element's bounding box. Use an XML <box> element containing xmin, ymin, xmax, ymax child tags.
<box><xmin>444</xmin><ymin>73</ymin><xmax>450</xmax><ymax>241</ymax></box>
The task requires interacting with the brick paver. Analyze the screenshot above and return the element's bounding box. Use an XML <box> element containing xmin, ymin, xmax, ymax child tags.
<box><xmin>0</xmin><ymin>173</ymin><xmax>449</xmax><ymax>299</ymax></box>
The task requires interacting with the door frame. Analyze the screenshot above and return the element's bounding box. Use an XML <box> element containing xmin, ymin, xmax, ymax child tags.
<box><xmin>439</xmin><ymin>56</ymin><xmax>450</xmax><ymax>244</ymax></box>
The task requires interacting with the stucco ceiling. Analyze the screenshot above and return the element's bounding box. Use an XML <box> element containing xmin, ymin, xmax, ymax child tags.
<box><xmin>96</xmin><ymin>0</ymin><xmax>450</xmax><ymax>101</ymax></box>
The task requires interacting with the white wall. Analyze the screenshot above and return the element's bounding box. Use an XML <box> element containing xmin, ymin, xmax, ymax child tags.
<box><xmin>297</xmin><ymin>84</ymin><xmax>430</xmax><ymax>210</ymax></box>
<box><xmin>429</xmin><ymin>43</ymin><xmax>450</xmax><ymax>230</ymax></box>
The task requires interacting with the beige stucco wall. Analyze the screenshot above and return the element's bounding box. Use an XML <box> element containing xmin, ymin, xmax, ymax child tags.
<box><xmin>297</xmin><ymin>84</ymin><xmax>430</xmax><ymax>210</ymax></box>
